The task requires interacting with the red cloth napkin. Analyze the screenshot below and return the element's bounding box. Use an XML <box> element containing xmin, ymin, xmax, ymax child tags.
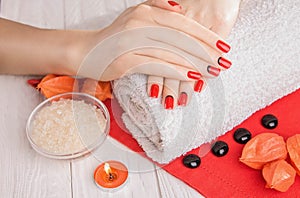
<box><xmin>105</xmin><ymin>88</ymin><xmax>300</xmax><ymax>197</ymax></box>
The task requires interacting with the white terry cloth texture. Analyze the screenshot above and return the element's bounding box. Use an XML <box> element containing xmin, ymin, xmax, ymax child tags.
<box><xmin>113</xmin><ymin>0</ymin><xmax>300</xmax><ymax>163</ymax></box>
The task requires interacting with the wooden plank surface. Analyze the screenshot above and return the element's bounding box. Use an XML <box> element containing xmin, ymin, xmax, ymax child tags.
<box><xmin>156</xmin><ymin>167</ymin><xmax>203</xmax><ymax>198</ymax></box>
<box><xmin>0</xmin><ymin>76</ymin><xmax>72</xmax><ymax>198</ymax></box>
<box><xmin>63</xmin><ymin>0</ymin><xmax>144</xmax><ymax>30</ymax></box>
<box><xmin>0</xmin><ymin>0</ymin><xmax>65</xmax><ymax>28</ymax></box>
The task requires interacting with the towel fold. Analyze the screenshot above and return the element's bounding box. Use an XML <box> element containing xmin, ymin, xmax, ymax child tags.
<box><xmin>113</xmin><ymin>0</ymin><xmax>300</xmax><ymax>163</ymax></box>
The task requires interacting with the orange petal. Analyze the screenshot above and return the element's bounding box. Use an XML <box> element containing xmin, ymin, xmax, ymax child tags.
<box><xmin>40</xmin><ymin>74</ymin><xmax>57</xmax><ymax>83</ymax></box>
<box><xmin>96</xmin><ymin>81</ymin><xmax>113</xmax><ymax>100</ymax></box>
<box><xmin>37</xmin><ymin>75</ymin><xmax>77</xmax><ymax>98</ymax></box>
<box><xmin>81</xmin><ymin>79</ymin><xmax>112</xmax><ymax>101</ymax></box>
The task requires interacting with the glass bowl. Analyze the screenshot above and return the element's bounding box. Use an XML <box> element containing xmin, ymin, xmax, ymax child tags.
<box><xmin>26</xmin><ymin>92</ymin><xmax>110</xmax><ymax>160</ymax></box>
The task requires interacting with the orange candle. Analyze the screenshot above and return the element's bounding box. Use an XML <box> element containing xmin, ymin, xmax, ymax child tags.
<box><xmin>94</xmin><ymin>160</ymin><xmax>128</xmax><ymax>190</ymax></box>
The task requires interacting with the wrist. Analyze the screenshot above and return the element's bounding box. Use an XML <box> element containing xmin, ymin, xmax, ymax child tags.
<box><xmin>62</xmin><ymin>29</ymin><xmax>102</xmax><ymax>76</ymax></box>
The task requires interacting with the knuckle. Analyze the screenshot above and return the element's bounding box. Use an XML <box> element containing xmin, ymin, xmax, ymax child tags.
<box><xmin>125</xmin><ymin>5</ymin><xmax>151</xmax><ymax>29</ymax></box>
<box><xmin>124</xmin><ymin>18</ymin><xmax>140</xmax><ymax>29</ymax></box>
<box><xmin>214</xmin><ymin>13</ymin><xmax>231</xmax><ymax>25</ymax></box>
<box><xmin>134</xmin><ymin>4</ymin><xmax>151</xmax><ymax>15</ymax></box>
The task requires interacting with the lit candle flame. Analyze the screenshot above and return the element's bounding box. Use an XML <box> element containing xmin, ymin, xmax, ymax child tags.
<box><xmin>104</xmin><ymin>163</ymin><xmax>116</xmax><ymax>181</ymax></box>
<box><xmin>104</xmin><ymin>163</ymin><xmax>111</xmax><ymax>175</ymax></box>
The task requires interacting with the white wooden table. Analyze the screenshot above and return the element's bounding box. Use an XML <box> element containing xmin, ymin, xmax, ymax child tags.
<box><xmin>0</xmin><ymin>1</ymin><xmax>203</xmax><ymax>197</ymax></box>
<box><xmin>0</xmin><ymin>76</ymin><xmax>202</xmax><ymax>197</ymax></box>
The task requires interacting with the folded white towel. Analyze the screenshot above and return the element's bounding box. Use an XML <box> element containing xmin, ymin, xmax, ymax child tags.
<box><xmin>113</xmin><ymin>0</ymin><xmax>300</xmax><ymax>163</ymax></box>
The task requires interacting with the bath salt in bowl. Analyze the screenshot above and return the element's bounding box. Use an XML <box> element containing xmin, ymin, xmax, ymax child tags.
<box><xmin>26</xmin><ymin>92</ymin><xmax>110</xmax><ymax>160</ymax></box>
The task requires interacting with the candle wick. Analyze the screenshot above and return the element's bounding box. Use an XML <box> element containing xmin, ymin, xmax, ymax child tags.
<box><xmin>109</xmin><ymin>172</ymin><xmax>114</xmax><ymax>181</ymax></box>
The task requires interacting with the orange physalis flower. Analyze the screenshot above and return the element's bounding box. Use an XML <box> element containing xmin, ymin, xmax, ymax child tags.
<box><xmin>262</xmin><ymin>159</ymin><xmax>296</xmax><ymax>192</ymax></box>
<box><xmin>36</xmin><ymin>74</ymin><xmax>78</xmax><ymax>99</ymax></box>
<box><xmin>287</xmin><ymin>134</ymin><xmax>300</xmax><ymax>176</ymax></box>
<box><xmin>239</xmin><ymin>133</ymin><xmax>287</xmax><ymax>169</ymax></box>
<box><xmin>28</xmin><ymin>74</ymin><xmax>112</xmax><ymax>102</ymax></box>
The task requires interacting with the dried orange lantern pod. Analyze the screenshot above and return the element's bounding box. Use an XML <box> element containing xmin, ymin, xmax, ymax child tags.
<box><xmin>262</xmin><ymin>159</ymin><xmax>296</xmax><ymax>192</ymax></box>
<box><xmin>287</xmin><ymin>134</ymin><xmax>300</xmax><ymax>176</ymax></box>
<box><xmin>37</xmin><ymin>74</ymin><xmax>78</xmax><ymax>98</ymax></box>
<box><xmin>81</xmin><ymin>78</ymin><xmax>112</xmax><ymax>101</ymax></box>
<box><xmin>239</xmin><ymin>133</ymin><xmax>287</xmax><ymax>169</ymax></box>
<box><xmin>29</xmin><ymin>74</ymin><xmax>112</xmax><ymax>102</ymax></box>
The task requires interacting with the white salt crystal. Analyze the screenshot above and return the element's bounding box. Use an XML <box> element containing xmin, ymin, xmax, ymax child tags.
<box><xmin>31</xmin><ymin>99</ymin><xmax>107</xmax><ymax>155</ymax></box>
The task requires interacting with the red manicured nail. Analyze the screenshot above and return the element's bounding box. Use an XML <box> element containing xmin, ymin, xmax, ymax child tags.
<box><xmin>207</xmin><ymin>66</ymin><xmax>221</xmax><ymax>77</ymax></box>
<box><xmin>194</xmin><ymin>80</ymin><xmax>204</xmax><ymax>92</ymax></box>
<box><xmin>218</xmin><ymin>57</ymin><xmax>232</xmax><ymax>69</ymax></box>
<box><xmin>168</xmin><ymin>1</ymin><xmax>180</xmax><ymax>6</ymax></box>
<box><xmin>150</xmin><ymin>84</ymin><xmax>159</xmax><ymax>98</ymax></box>
<box><xmin>178</xmin><ymin>92</ymin><xmax>187</xmax><ymax>106</ymax></box>
<box><xmin>165</xmin><ymin>96</ymin><xmax>174</xmax><ymax>109</ymax></box>
<box><xmin>216</xmin><ymin>40</ymin><xmax>231</xmax><ymax>53</ymax></box>
<box><xmin>187</xmin><ymin>71</ymin><xmax>202</xmax><ymax>80</ymax></box>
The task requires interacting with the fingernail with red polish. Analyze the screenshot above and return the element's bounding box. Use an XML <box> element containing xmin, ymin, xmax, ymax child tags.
<box><xmin>207</xmin><ymin>66</ymin><xmax>221</xmax><ymax>77</ymax></box>
<box><xmin>165</xmin><ymin>96</ymin><xmax>174</xmax><ymax>109</ymax></box>
<box><xmin>218</xmin><ymin>57</ymin><xmax>232</xmax><ymax>69</ymax></box>
<box><xmin>168</xmin><ymin>1</ymin><xmax>180</xmax><ymax>7</ymax></box>
<box><xmin>178</xmin><ymin>92</ymin><xmax>187</xmax><ymax>106</ymax></box>
<box><xmin>216</xmin><ymin>40</ymin><xmax>231</xmax><ymax>53</ymax></box>
<box><xmin>187</xmin><ymin>71</ymin><xmax>202</xmax><ymax>80</ymax></box>
<box><xmin>194</xmin><ymin>80</ymin><xmax>204</xmax><ymax>92</ymax></box>
<box><xmin>150</xmin><ymin>84</ymin><xmax>159</xmax><ymax>98</ymax></box>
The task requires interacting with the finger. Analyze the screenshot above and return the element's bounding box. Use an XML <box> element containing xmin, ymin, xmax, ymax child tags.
<box><xmin>178</xmin><ymin>79</ymin><xmax>207</xmax><ymax>106</ymax></box>
<box><xmin>217</xmin><ymin>56</ymin><xmax>232</xmax><ymax>70</ymax></box>
<box><xmin>163</xmin><ymin>8</ymin><xmax>231</xmax><ymax>69</ymax></box>
<box><xmin>147</xmin><ymin>75</ymin><xmax>163</xmax><ymax>98</ymax></box>
<box><xmin>102</xmin><ymin>52</ymin><xmax>203</xmax><ymax>81</ymax></box>
<box><xmin>193</xmin><ymin>79</ymin><xmax>206</xmax><ymax>93</ymax></box>
<box><xmin>78</xmin><ymin>24</ymin><xmax>225</xmax><ymax>80</ymax></box>
<box><xmin>147</xmin><ymin>0</ymin><xmax>183</xmax><ymax>13</ymax></box>
<box><xmin>134</xmin><ymin>48</ymin><xmax>194</xmax><ymax>70</ymax></box>
<box><xmin>162</xmin><ymin>78</ymin><xmax>179</xmax><ymax>110</ymax></box>
<box><xmin>149</xmin><ymin>4</ymin><xmax>232</xmax><ymax>70</ymax></box>
<box><xmin>210</xmin><ymin>14</ymin><xmax>239</xmax><ymax>39</ymax></box>
<box><xmin>135</xmin><ymin>21</ymin><xmax>229</xmax><ymax>68</ymax></box>
<box><xmin>178</xmin><ymin>81</ymin><xmax>193</xmax><ymax>106</ymax></box>
<box><xmin>133</xmin><ymin>48</ymin><xmax>230</xmax><ymax>75</ymax></box>
<box><xmin>200</xmin><ymin>46</ymin><xmax>231</xmax><ymax>70</ymax></box>
<box><xmin>211</xmin><ymin>25</ymin><xmax>233</xmax><ymax>40</ymax></box>
<box><xmin>149</xmin><ymin>5</ymin><xmax>231</xmax><ymax>53</ymax></box>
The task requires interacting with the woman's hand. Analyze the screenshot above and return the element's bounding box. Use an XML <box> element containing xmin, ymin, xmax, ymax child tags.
<box><xmin>151</xmin><ymin>0</ymin><xmax>241</xmax><ymax>38</ymax></box>
<box><xmin>76</xmin><ymin>2</ymin><xmax>231</xmax><ymax>109</ymax></box>
<box><xmin>146</xmin><ymin>0</ymin><xmax>238</xmax><ymax>108</ymax></box>
<box><xmin>180</xmin><ymin>0</ymin><xmax>241</xmax><ymax>38</ymax></box>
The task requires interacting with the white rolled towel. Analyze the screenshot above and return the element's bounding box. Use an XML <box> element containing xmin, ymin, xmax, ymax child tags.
<box><xmin>113</xmin><ymin>0</ymin><xmax>300</xmax><ymax>164</ymax></box>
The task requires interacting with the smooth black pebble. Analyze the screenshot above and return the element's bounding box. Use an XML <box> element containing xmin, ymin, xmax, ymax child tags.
<box><xmin>211</xmin><ymin>141</ymin><xmax>229</xmax><ymax>157</ymax></box>
<box><xmin>182</xmin><ymin>154</ymin><xmax>201</xmax><ymax>169</ymax></box>
<box><xmin>234</xmin><ymin>128</ymin><xmax>252</xmax><ymax>144</ymax></box>
<box><xmin>261</xmin><ymin>114</ymin><xmax>278</xmax><ymax>129</ymax></box>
